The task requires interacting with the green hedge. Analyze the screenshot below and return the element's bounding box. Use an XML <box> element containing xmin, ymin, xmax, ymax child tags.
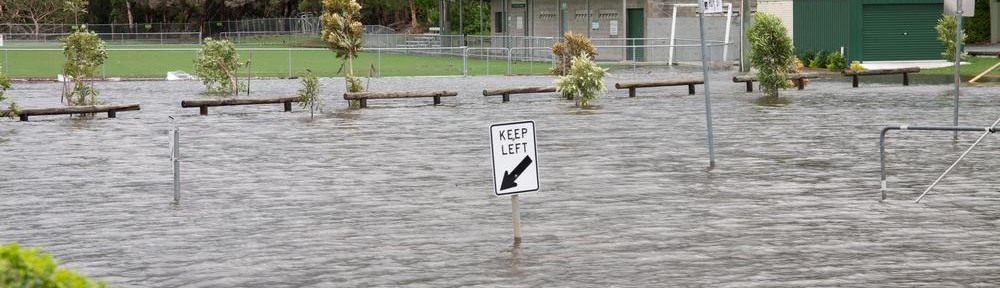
<box><xmin>0</xmin><ymin>243</ymin><xmax>107</xmax><ymax>288</ymax></box>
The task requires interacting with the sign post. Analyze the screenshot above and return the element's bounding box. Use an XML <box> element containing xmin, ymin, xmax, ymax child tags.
<box><xmin>698</xmin><ymin>0</ymin><xmax>722</xmax><ymax>169</ymax></box>
<box><xmin>490</xmin><ymin>121</ymin><xmax>539</xmax><ymax>245</ymax></box>
<box><xmin>945</xmin><ymin>0</ymin><xmax>974</xmax><ymax>139</ymax></box>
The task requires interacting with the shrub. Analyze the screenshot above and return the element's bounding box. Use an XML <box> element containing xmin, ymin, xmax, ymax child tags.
<box><xmin>0</xmin><ymin>67</ymin><xmax>16</xmax><ymax>119</ymax></box>
<box><xmin>194</xmin><ymin>38</ymin><xmax>243</xmax><ymax>96</ymax></box>
<box><xmin>936</xmin><ymin>15</ymin><xmax>970</xmax><ymax>61</ymax></box>
<box><xmin>61</xmin><ymin>26</ymin><xmax>107</xmax><ymax>106</ymax></box>
<box><xmin>321</xmin><ymin>0</ymin><xmax>364</xmax><ymax>106</ymax></box>
<box><xmin>297</xmin><ymin>69</ymin><xmax>322</xmax><ymax>118</ymax></box>
<box><xmin>787</xmin><ymin>57</ymin><xmax>807</xmax><ymax>87</ymax></box>
<box><xmin>550</xmin><ymin>31</ymin><xmax>598</xmax><ymax>76</ymax></box>
<box><xmin>850</xmin><ymin>61</ymin><xmax>865</xmax><ymax>71</ymax></box>
<box><xmin>797</xmin><ymin>49</ymin><xmax>816</xmax><ymax>66</ymax></box>
<box><xmin>809</xmin><ymin>50</ymin><xmax>827</xmax><ymax>69</ymax></box>
<box><xmin>747</xmin><ymin>12</ymin><xmax>795</xmax><ymax>97</ymax></box>
<box><xmin>826</xmin><ymin>51</ymin><xmax>846</xmax><ymax>70</ymax></box>
<box><xmin>0</xmin><ymin>243</ymin><xmax>107</xmax><ymax>287</ymax></box>
<box><xmin>555</xmin><ymin>52</ymin><xmax>608</xmax><ymax>107</ymax></box>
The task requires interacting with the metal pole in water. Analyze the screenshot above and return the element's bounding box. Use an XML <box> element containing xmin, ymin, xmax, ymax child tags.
<box><xmin>953</xmin><ymin>1</ymin><xmax>963</xmax><ymax>140</ymax></box>
<box><xmin>247</xmin><ymin>52</ymin><xmax>252</xmax><ymax>96</ymax></box>
<box><xmin>170</xmin><ymin>118</ymin><xmax>180</xmax><ymax>205</ymax></box>
<box><xmin>698</xmin><ymin>2</ymin><xmax>717</xmax><ymax>170</ymax></box>
<box><xmin>915</xmin><ymin>117</ymin><xmax>1000</xmax><ymax>203</ymax></box>
<box><xmin>511</xmin><ymin>194</ymin><xmax>522</xmax><ymax>246</ymax></box>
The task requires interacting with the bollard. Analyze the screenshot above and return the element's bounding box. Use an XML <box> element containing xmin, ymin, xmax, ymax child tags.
<box><xmin>169</xmin><ymin>120</ymin><xmax>180</xmax><ymax>205</ymax></box>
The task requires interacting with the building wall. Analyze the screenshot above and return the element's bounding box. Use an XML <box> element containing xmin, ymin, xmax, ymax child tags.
<box><xmin>793</xmin><ymin>0</ymin><xmax>851</xmax><ymax>58</ymax></box>
<box><xmin>758</xmin><ymin>0</ymin><xmax>793</xmax><ymax>39</ymax></box>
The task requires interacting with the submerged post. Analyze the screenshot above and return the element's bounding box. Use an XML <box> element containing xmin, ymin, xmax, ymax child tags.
<box><xmin>698</xmin><ymin>0</ymin><xmax>719</xmax><ymax>170</ymax></box>
<box><xmin>953</xmin><ymin>0</ymin><xmax>963</xmax><ymax>140</ymax></box>
<box><xmin>170</xmin><ymin>121</ymin><xmax>180</xmax><ymax>205</ymax></box>
<box><xmin>511</xmin><ymin>194</ymin><xmax>522</xmax><ymax>245</ymax></box>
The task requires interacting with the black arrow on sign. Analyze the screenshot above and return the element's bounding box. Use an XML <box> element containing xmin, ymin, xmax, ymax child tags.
<box><xmin>501</xmin><ymin>155</ymin><xmax>533</xmax><ymax>191</ymax></box>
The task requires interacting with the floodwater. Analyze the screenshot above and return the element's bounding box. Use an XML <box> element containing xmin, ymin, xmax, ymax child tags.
<box><xmin>2</xmin><ymin>68</ymin><xmax>1000</xmax><ymax>287</ymax></box>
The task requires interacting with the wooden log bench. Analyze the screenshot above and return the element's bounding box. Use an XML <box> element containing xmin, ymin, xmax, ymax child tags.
<box><xmin>968</xmin><ymin>51</ymin><xmax>1000</xmax><ymax>58</ymax></box>
<box><xmin>842</xmin><ymin>67</ymin><xmax>920</xmax><ymax>88</ymax></box>
<box><xmin>344</xmin><ymin>90</ymin><xmax>458</xmax><ymax>108</ymax></box>
<box><xmin>181</xmin><ymin>96</ymin><xmax>300</xmax><ymax>115</ymax></box>
<box><xmin>613</xmin><ymin>78</ymin><xmax>703</xmax><ymax>97</ymax></box>
<box><xmin>482</xmin><ymin>86</ymin><xmax>558</xmax><ymax>102</ymax></box>
<box><xmin>732</xmin><ymin>73</ymin><xmax>818</xmax><ymax>92</ymax></box>
<box><xmin>11</xmin><ymin>103</ymin><xmax>140</xmax><ymax>121</ymax></box>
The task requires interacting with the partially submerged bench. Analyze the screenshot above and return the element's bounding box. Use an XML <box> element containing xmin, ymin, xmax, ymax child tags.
<box><xmin>614</xmin><ymin>78</ymin><xmax>703</xmax><ymax>97</ymax></box>
<box><xmin>181</xmin><ymin>96</ymin><xmax>300</xmax><ymax>115</ymax></box>
<box><xmin>11</xmin><ymin>103</ymin><xmax>140</xmax><ymax>121</ymax></box>
<box><xmin>732</xmin><ymin>73</ymin><xmax>817</xmax><ymax>92</ymax></box>
<box><xmin>482</xmin><ymin>86</ymin><xmax>558</xmax><ymax>102</ymax></box>
<box><xmin>842</xmin><ymin>67</ymin><xmax>920</xmax><ymax>87</ymax></box>
<box><xmin>344</xmin><ymin>90</ymin><xmax>457</xmax><ymax>108</ymax></box>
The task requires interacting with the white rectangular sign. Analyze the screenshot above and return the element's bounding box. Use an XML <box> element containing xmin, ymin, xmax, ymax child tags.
<box><xmin>702</xmin><ymin>0</ymin><xmax>724</xmax><ymax>13</ymax></box>
<box><xmin>490</xmin><ymin>121</ymin><xmax>538</xmax><ymax>196</ymax></box>
<box><xmin>944</xmin><ymin>0</ymin><xmax>975</xmax><ymax>17</ymax></box>
<box><xmin>0</xmin><ymin>35</ymin><xmax>4</xmax><ymax>47</ymax></box>
<box><xmin>609</xmin><ymin>20</ymin><xmax>618</xmax><ymax>36</ymax></box>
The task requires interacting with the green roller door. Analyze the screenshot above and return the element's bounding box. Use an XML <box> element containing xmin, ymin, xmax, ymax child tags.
<box><xmin>862</xmin><ymin>4</ymin><xmax>944</xmax><ymax>61</ymax></box>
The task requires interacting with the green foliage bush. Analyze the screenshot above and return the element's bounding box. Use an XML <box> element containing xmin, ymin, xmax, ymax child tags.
<box><xmin>965</xmin><ymin>0</ymin><xmax>991</xmax><ymax>43</ymax></box>
<box><xmin>61</xmin><ymin>26</ymin><xmax>107</xmax><ymax>106</ymax></box>
<box><xmin>0</xmin><ymin>67</ymin><xmax>16</xmax><ymax>119</ymax></box>
<box><xmin>0</xmin><ymin>243</ymin><xmax>107</xmax><ymax>287</ymax></box>
<box><xmin>809</xmin><ymin>50</ymin><xmax>827</xmax><ymax>69</ymax></box>
<box><xmin>936</xmin><ymin>15</ymin><xmax>970</xmax><ymax>61</ymax></box>
<box><xmin>550</xmin><ymin>31</ymin><xmax>598</xmax><ymax>76</ymax></box>
<box><xmin>195</xmin><ymin>38</ymin><xmax>244</xmax><ymax>96</ymax></box>
<box><xmin>297</xmin><ymin>69</ymin><xmax>322</xmax><ymax>118</ymax></box>
<box><xmin>748</xmin><ymin>12</ymin><xmax>794</xmax><ymax>98</ymax></box>
<box><xmin>797</xmin><ymin>49</ymin><xmax>816</xmax><ymax>66</ymax></box>
<box><xmin>826</xmin><ymin>51</ymin><xmax>845</xmax><ymax>70</ymax></box>
<box><xmin>850</xmin><ymin>61</ymin><xmax>865</xmax><ymax>71</ymax></box>
<box><xmin>555</xmin><ymin>52</ymin><xmax>607</xmax><ymax>107</ymax></box>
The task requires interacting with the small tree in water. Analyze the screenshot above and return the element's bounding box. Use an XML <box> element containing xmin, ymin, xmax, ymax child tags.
<box><xmin>61</xmin><ymin>26</ymin><xmax>107</xmax><ymax>106</ymax></box>
<box><xmin>747</xmin><ymin>13</ymin><xmax>794</xmax><ymax>98</ymax></box>
<box><xmin>550</xmin><ymin>31</ymin><xmax>597</xmax><ymax>76</ymax></box>
<box><xmin>555</xmin><ymin>52</ymin><xmax>608</xmax><ymax>107</ymax></box>
<box><xmin>194</xmin><ymin>38</ymin><xmax>244</xmax><ymax>96</ymax></box>
<box><xmin>936</xmin><ymin>15</ymin><xmax>970</xmax><ymax>61</ymax></box>
<box><xmin>298</xmin><ymin>69</ymin><xmax>322</xmax><ymax>118</ymax></box>
<box><xmin>321</xmin><ymin>0</ymin><xmax>364</xmax><ymax>107</ymax></box>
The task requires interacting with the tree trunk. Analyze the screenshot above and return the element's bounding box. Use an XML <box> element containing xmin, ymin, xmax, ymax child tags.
<box><xmin>126</xmin><ymin>0</ymin><xmax>134</xmax><ymax>30</ymax></box>
<box><xmin>409</xmin><ymin>0</ymin><xmax>418</xmax><ymax>28</ymax></box>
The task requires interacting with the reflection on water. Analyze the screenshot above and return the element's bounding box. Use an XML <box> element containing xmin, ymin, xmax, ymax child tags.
<box><xmin>753</xmin><ymin>95</ymin><xmax>792</xmax><ymax>106</ymax></box>
<box><xmin>2</xmin><ymin>71</ymin><xmax>1000</xmax><ymax>286</ymax></box>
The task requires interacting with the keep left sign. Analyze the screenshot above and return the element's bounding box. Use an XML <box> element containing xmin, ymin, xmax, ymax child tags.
<box><xmin>490</xmin><ymin>121</ymin><xmax>538</xmax><ymax>196</ymax></box>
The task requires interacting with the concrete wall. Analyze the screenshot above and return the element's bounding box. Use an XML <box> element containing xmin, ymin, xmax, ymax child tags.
<box><xmin>489</xmin><ymin>0</ymin><xmax>745</xmax><ymax>62</ymax></box>
<box><xmin>757</xmin><ymin>0</ymin><xmax>792</xmax><ymax>40</ymax></box>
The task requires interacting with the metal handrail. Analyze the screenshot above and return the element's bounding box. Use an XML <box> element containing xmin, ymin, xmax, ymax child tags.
<box><xmin>879</xmin><ymin>125</ymin><xmax>997</xmax><ymax>200</ymax></box>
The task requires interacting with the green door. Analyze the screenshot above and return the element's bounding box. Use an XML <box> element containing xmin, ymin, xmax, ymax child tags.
<box><xmin>862</xmin><ymin>4</ymin><xmax>944</xmax><ymax>61</ymax></box>
<box><xmin>626</xmin><ymin>8</ymin><xmax>644</xmax><ymax>61</ymax></box>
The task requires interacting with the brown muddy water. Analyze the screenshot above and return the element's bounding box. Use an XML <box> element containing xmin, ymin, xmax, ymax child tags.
<box><xmin>2</xmin><ymin>68</ymin><xmax>1000</xmax><ymax>287</ymax></box>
